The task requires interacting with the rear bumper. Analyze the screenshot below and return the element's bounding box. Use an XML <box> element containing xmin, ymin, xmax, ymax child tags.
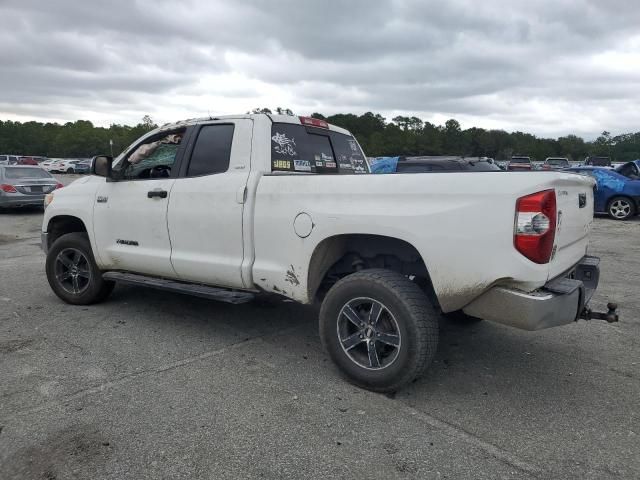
<box><xmin>0</xmin><ymin>194</ymin><xmax>45</xmax><ymax>207</ymax></box>
<box><xmin>463</xmin><ymin>256</ymin><xmax>600</xmax><ymax>331</ymax></box>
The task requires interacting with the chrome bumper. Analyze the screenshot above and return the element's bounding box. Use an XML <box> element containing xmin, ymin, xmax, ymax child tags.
<box><xmin>463</xmin><ymin>256</ymin><xmax>600</xmax><ymax>331</ymax></box>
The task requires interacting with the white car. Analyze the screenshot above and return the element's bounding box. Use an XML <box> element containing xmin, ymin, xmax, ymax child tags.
<box><xmin>0</xmin><ymin>154</ymin><xmax>21</xmax><ymax>165</ymax></box>
<box><xmin>41</xmin><ymin>159</ymin><xmax>65</xmax><ymax>173</ymax></box>
<box><xmin>40</xmin><ymin>114</ymin><xmax>614</xmax><ymax>391</ymax></box>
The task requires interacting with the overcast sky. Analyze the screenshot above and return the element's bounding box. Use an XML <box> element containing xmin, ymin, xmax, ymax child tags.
<box><xmin>1</xmin><ymin>0</ymin><xmax>638</xmax><ymax>138</ymax></box>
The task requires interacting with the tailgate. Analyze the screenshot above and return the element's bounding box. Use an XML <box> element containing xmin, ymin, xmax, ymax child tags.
<box><xmin>548</xmin><ymin>174</ymin><xmax>595</xmax><ymax>279</ymax></box>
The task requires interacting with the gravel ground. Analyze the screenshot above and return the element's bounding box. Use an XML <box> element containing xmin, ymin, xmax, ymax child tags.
<box><xmin>0</xmin><ymin>175</ymin><xmax>638</xmax><ymax>479</ymax></box>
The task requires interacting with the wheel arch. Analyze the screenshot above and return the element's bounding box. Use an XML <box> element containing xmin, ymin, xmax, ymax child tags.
<box><xmin>306</xmin><ymin>233</ymin><xmax>438</xmax><ymax>307</ymax></box>
<box><xmin>45</xmin><ymin>215</ymin><xmax>89</xmax><ymax>250</ymax></box>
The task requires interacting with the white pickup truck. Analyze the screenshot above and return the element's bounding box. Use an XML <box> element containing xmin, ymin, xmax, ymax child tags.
<box><xmin>41</xmin><ymin>114</ymin><xmax>616</xmax><ymax>392</ymax></box>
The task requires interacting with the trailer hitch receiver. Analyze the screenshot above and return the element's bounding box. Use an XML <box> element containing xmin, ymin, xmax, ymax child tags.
<box><xmin>580</xmin><ymin>302</ymin><xmax>619</xmax><ymax>323</ymax></box>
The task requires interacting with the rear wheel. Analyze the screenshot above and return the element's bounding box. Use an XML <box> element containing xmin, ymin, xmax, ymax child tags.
<box><xmin>45</xmin><ymin>232</ymin><xmax>114</xmax><ymax>305</ymax></box>
<box><xmin>607</xmin><ymin>196</ymin><xmax>635</xmax><ymax>220</ymax></box>
<box><xmin>319</xmin><ymin>269</ymin><xmax>438</xmax><ymax>392</ymax></box>
<box><xmin>66</xmin><ymin>167</ymin><xmax>74</xmax><ymax>174</ymax></box>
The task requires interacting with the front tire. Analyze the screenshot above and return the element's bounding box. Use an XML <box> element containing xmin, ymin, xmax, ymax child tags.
<box><xmin>66</xmin><ymin>167</ymin><xmax>74</xmax><ymax>174</ymax></box>
<box><xmin>45</xmin><ymin>232</ymin><xmax>114</xmax><ymax>305</ymax></box>
<box><xmin>319</xmin><ymin>269</ymin><xmax>438</xmax><ymax>392</ymax></box>
<box><xmin>607</xmin><ymin>196</ymin><xmax>635</xmax><ymax>220</ymax></box>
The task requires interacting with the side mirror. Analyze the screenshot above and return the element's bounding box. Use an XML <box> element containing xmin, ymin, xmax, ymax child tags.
<box><xmin>92</xmin><ymin>155</ymin><xmax>113</xmax><ymax>178</ymax></box>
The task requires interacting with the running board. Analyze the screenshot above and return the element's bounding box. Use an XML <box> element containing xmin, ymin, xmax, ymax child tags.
<box><xmin>102</xmin><ymin>272</ymin><xmax>255</xmax><ymax>304</ymax></box>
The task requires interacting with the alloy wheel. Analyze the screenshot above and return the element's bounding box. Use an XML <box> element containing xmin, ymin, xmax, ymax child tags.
<box><xmin>336</xmin><ymin>297</ymin><xmax>401</xmax><ymax>370</ymax></box>
<box><xmin>54</xmin><ymin>248</ymin><xmax>91</xmax><ymax>295</ymax></box>
<box><xmin>610</xmin><ymin>199</ymin><xmax>631</xmax><ymax>219</ymax></box>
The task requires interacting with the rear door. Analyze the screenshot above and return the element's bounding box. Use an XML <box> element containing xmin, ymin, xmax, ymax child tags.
<box><xmin>167</xmin><ymin>119</ymin><xmax>252</xmax><ymax>288</ymax></box>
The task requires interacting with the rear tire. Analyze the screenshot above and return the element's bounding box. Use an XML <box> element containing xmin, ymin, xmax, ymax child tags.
<box><xmin>66</xmin><ymin>167</ymin><xmax>74</xmax><ymax>174</ymax></box>
<box><xmin>319</xmin><ymin>269</ymin><xmax>438</xmax><ymax>392</ymax></box>
<box><xmin>45</xmin><ymin>232</ymin><xmax>114</xmax><ymax>305</ymax></box>
<box><xmin>607</xmin><ymin>196</ymin><xmax>635</xmax><ymax>220</ymax></box>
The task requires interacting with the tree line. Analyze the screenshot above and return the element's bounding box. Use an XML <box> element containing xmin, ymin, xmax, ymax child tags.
<box><xmin>1</xmin><ymin>111</ymin><xmax>639</xmax><ymax>162</ymax></box>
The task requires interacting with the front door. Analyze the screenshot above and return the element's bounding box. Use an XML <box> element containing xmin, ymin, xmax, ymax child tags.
<box><xmin>92</xmin><ymin>129</ymin><xmax>188</xmax><ymax>277</ymax></box>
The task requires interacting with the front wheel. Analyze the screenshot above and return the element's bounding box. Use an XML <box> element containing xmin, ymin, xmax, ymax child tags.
<box><xmin>66</xmin><ymin>167</ymin><xmax>74</xmax><ymax>174</ymax></box>
<box><xmin>45</xmin><ymin>232</ymin><xmax>114</xmax><ymax>305</ymax></box>
<box><xmin>607</xmin><ymin>196</ymin><xmax>635</xmax><ymax>220</ymax></box>
<box><xmin>319</xmin><ymin>269</ymin><xmax>439</xmax><ymax>392</ymax></box>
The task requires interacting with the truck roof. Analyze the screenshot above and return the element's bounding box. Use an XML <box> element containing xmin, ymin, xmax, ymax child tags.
<box><xmin>158</xmin><ymin>114</ymin><xmax>352</xmax><ymax>136</ymax></box>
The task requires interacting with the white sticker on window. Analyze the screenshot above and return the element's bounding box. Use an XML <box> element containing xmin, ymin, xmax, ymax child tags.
<box><xmin>294</xmin><ymin>160</ymin><xmax>312</xmax><ymax>171</ymax></box>
<box><xmin>272</xmin><ymin>132</ymin><xmax>297</xmax><ymax>157</ymax></box>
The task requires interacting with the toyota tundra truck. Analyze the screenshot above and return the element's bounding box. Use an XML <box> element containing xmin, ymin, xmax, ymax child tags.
<box><xmin>41</xmin><ymin>114</ymin><xmax>616</xmax><ymax>392</ymax></box>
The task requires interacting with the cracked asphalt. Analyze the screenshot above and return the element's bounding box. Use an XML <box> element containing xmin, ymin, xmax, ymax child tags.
<box><xmin>0</xmin><ymin>175</ymin><xmax>638</xmax><ymax>479</ymax></box>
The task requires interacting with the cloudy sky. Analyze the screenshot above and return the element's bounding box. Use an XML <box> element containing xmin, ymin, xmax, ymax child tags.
<box><xmin>1</xmin><ymin>0</ymin><xmax>638</xmax><ymax>138</ymax></box>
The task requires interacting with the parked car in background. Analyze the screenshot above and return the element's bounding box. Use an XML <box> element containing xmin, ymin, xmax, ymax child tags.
<box><xmin>543</xmin><ymin>157</ymin><xmax>570</xmax><ymax>170</ymax></box>
<box><xmin>57</xmin><ymin>159</ymin><xmax>90</xmax><ymax>173</ymax></box>
<box><xmin>370</xmin><ymin>156</ymin><xmax>501</xmax><ymax>173</ymax></box>
<box><xmin>0</xmin><ymin>165</ymin><xmax>62</xmax><ymax>209</ymax></box>
<box><xmin>17</xmin><ymin>157</ymin><xmax>39</xmax><ymax>165</ymax></box>
<box><xmin>68</xmin><ymin>159</ymin><xmax>91</xmax><ymax>174</ymax></box>
<box><xmin>0</xmin><ymin>154</ymin><xmax>21</xmax><ymax>165</ymax></box>
<box><xmin>508</xmin><ymin>156</ymin><xmax>532</xmax><ymax>171</ymax></box>
<box><xmin>41</xmin><ymin>159</ymin><xmax>65</xmax><ymax>173</ymax></box>
<box><xmin>584</xmin><ymin>156</ymin><xmax>612</xmax><ymax>167</ymax></box>
<box><xmin>615</xmin><ymin>160</ymin><xmax>640</xmax><ymax>180</ymax></box>
<box><xmin>566</xmin><ymin>166</ymin><xmax>640</xmax><ymax>220</ymax></box>
<box><xmin>42</xmin><ymin>158</ymin><xmax>91</xmax><ymax>173</ymax></box>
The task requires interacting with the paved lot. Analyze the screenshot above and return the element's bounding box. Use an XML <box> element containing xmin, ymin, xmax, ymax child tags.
<box><xmin>1</xmin><ymin>175</ymin><xmax>638</xmax><ymax>479</ymax></box>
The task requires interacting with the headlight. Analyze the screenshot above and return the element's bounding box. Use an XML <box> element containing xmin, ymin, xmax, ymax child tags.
<box><xmin>44</xmin><ymin>193</ymin><xmax>55</xmax><ymax>208</ymax></box>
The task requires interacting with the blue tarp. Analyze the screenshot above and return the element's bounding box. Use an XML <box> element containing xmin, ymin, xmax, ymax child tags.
<box><xmin>369</xmin><ymin>156</ymin><xmax>399</xmax><ymax>174</ymax></box>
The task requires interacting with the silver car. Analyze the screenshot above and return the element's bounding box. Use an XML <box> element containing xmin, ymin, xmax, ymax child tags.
<box><xmin>0</xmin><ymin>165</ymin><xmax>61</xmax><ymax>209</ymax></box>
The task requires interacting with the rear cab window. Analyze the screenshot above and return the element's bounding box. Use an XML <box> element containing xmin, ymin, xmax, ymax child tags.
<box><xmin>270</xmin><ymin>123</ymin><xmax>368</xmax><ymax>174</ymax></box>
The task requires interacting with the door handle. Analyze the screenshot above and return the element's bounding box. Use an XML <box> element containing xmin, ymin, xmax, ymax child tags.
<box><xmin>147</xmin><ymin>189</ymin><xmax>168</xmax><ymax>199</ymax></box>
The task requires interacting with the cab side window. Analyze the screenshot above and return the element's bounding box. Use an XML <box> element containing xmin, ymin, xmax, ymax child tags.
<box><xmin>186</xmin><ymin>124</ymin><xmax>235</xmax><ymax>177</ymax></box>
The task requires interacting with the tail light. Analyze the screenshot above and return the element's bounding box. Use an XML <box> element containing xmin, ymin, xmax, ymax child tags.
<box><xmin>1</xmin><ymin>184</ymin><xmax>17</xmax><ymax>193</ymax></box>
<box><xmin>55</xmin><ymin>182</ymin><xmax>64</xmax><ymax>189</ymax></box>
<box><xmin>542</xmin><ymin>164</ymin><xmax>551</xmax><ymax>170</ymax></box>
<box><xmin>514</xmin><ymin>189</ymin><xmax>556</xmax><ymax>264</ymax></box>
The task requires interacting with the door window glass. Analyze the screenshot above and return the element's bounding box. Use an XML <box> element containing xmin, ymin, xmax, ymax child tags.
<box><xmin>113</xmin><ymin>130</ymin><xmax>185</xmax><ymax>180</ymax></box>
<box><xmin>187</xmin><ymin>124</ymin><xmax>235</xmax><ymax>177</ymax></box>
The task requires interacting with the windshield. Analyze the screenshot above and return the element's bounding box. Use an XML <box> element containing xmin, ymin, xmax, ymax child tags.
<box><xmin>271</xmin><ymin>123</ymin><xmax>368</xmax><ymax>174</ymax></box>
<box><xmin>510</xmin><ymin>157</ymin><xmax>530</xmax><ymax>163</ymax></box>
<box><xmin>3</xmin><ymin>167</ymin><xmax>52</xmax><ymax>179</ymax></box>
<box><xmin>615</xmin><ymin>162</ymin><xmax>640</xmax><ymax>179</ymax></box>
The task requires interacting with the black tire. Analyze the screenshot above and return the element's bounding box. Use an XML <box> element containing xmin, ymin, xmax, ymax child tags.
<box><xmin>319</xmin><ymin>269</ymin><xmax>438</xmax><ymax>392</ymax></box>
<box><xmin>45</xmin><ymin>232</ymin><xmax>114</xmax><ymax>305</ymax></box>
<box><xmin>607</xmin><ymin>196</ymin><xmax>636</xmax><ymax>220</ymax></box>
<box><xmin>66</xmin><ymin>167</ymin><xmax>74</xmax><ymax>174</ymax></box>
